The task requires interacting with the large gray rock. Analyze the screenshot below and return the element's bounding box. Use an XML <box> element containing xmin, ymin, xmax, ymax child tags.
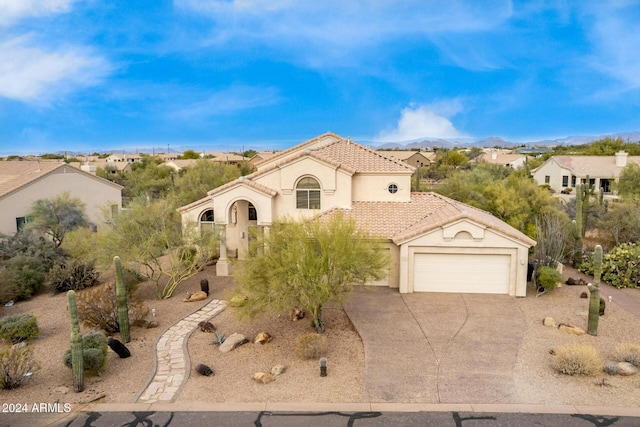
<box><xmin>617</xmin><ymin>362</ymin><xmax>638</xmax><ymax>376</ymax></box>
<box><xmin>270</xmin><ymin>364</ymin><xmax>286</xmax><ymax>376</ymax></box>
<box><xmin>219</xmin><ymin>333</ymin><xmax>249</xmax><ymax>353</ymax></box>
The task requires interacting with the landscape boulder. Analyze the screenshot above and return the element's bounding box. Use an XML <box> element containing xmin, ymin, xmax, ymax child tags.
<box><xmin>195</xmin><ymin>363</ymin><xmax>214</xmax><ymax>376</ymax></box>
<box><xmin>184</xmin><ymin>291</ymin><xmax>207</xmax><ymax>302</ymax></box>
<box><xmin>107</xmin><ymin>337</ymin><xmax>131</xmax><ymax>358</ymax></box>
<box><xmin>616</xmin><ymin>362</ymin><xmax>638</xmax><ymax>376</ymax></box>
<box><xmin>558</xmin><ymin>323</ymin><xmax>586</xmax><ymax>335</ymax></box>
<box><xmin>542</xmin><ymin>317</ymin><xmax>556</xmax><ymax>327</ymax></box>
<box><xmin>254</xmin><ymin>331</ymin><xmax>272</xmax><ymax>344</ymax></box>
<box><xmin>253</xmin><ymin>372</ymin><xmax>275</xmax><ymax>384</ymax></box>
<box><xmin>198</xmin><ymin>321</ymin><xmax>216</xmax><ymax>333</ymax></box>
<box><xmin>219</xmin><ymin>333</ymin><xmax>249</xmax><ymax>353</ymax></box>
<box><xmin>270</xmin><ymin>364</ymin><xmax>286</xmax><ymax>376</ymax></box>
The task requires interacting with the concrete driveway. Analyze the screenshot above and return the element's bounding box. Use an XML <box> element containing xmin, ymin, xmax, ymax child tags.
<box><xmin>342</xmin><ymin>286</ymin><xmax>526</xmax><ymax>404</ymax></box>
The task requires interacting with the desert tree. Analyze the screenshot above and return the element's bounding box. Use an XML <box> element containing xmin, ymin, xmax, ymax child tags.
<box><xmin>232</xmin><ymin>214</ymin><xmax>388</xmax><ymax>333</ymax></box>
<box><xmin>25</xmin><ymin>192</ymin><xmax>88</xmax><ymax>247</ymax></box>
<box><xmin>97</xmin><ymin>198</ymin><xmax>215</xmax><ymax>299</ymax></box>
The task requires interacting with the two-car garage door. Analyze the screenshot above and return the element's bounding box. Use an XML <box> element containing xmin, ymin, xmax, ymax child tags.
<box><xmin>413</xmin><ymin>253</ymin><xmax>511</xmax><ymax>294</ymax></box>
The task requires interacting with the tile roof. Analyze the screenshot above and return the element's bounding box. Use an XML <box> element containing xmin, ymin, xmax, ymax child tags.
<box><xmin>376</xmin><ymin>150</ymin><xmax>434</xmax><ymax>162</ymax></box>
<box><xmin>0</xmin><ymin>161</ymin><xmax>66</xmax><ymax>199</ymax></box>
<box><xmin>313</xmin><ymin>139</ymin><xmax>415</xmax><ymax>173</ymax></box>
<box><xmin>254</xmin><ymin>132</ymin><xmax>343</xmax><ymax>168</ymax></box>
<box><xmin>551</xmin><ymin>155</ymin><xmax>640</xmax><ymax>177</ymax></box>
<box><xmin>317</xmin><ymin>192</ymin><xmax>535</xmax><ymax>246</ymax></box>
<box><xmin>476</xmin><ymin>153</ymin><xmax>526</xmax><ymax>165</ymax></box>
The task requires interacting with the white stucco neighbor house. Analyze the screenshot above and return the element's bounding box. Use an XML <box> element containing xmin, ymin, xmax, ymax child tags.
<box><xmin>474</xmin><ymin>151</ymin><xmax>529</xmax><ymax>169</ymax></box>
<box><xmin>0</xmin><ymin>161</ymin><xmax>123</xmax><ymax>235</ymax></box>
<box><xmin>179</xmin><ymin>133</ymin><xmax>535</xmax><ymax>296</ymax></box>
<box><xmin>531</xmin><ymin>151</ymin><xmax>640</xmax><ymax>194</ymax></box>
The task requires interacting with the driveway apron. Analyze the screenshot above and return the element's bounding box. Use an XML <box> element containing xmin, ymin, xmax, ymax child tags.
<box><xmin>343</xmin><ymin>287</ymin><xmax>526</xmax><ymax>404</ymax></box>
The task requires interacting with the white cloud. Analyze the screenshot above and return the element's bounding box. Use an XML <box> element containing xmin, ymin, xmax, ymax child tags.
<box><xmin>584</xmin><ymin>2</ymin><xmax>640</xmax><ymax>90</ymax></box>
<box><xmin>0</xmin><ymin>36</ymin><xmax>111</xmax><ymax>103</ymax></box>
<box><xmin>175</xmin><ymin>1</ymin><xmax>512</xmax><ymax>68</ymax></box>
<box><xmin>376</xmin><ymin>103</ymin><xmax>468</xmax><ymax>142</ymax></box>
<box><xmin>170</xmin><ymin>85</ymin><xmax>281</xmax><ymax>120</ymax></box>
<box><xmin>0</xmin><ymin>0</ymin><xmax>77</xmax><ymax>27</ymax></box>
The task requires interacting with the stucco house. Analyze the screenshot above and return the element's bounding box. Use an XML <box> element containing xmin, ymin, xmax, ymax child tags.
<box><xmin>474</xmin><ymin>151</ymin><xmax>528</xmax><ymax>169</ymax></box>
<box><xmin>179</xmin><ymin>133</ymin><xmax>535</xmax><ymax>296</ymax></box>
<box><xmin>376</xmin><ymin>150</ymin><xmax>435</xmax><ymax>168</ymax></box>
<box><xmin>531</xmin><ymin>151</ymin><xmax>640</xmax><ymax>193</ymax></box>
<box><xmin>0</xmin><ymin>161</ymin><xmax>123</xmax><ymax>235</ymax></box>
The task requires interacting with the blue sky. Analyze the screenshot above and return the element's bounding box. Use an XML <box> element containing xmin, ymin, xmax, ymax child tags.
<box><xmin>1</xmin><ymin>1</ymin><xmax>639</xmax><ymax>155</ymax></box>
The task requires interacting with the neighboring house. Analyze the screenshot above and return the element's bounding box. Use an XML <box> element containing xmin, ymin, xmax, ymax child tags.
<box><xmin>376</xmin><ymin>150</ymin><xmax>435</xmax><ymax>168</ymax></box>
<box><xmin>179</xmin><ymin>133</ymin><xmax>535</xmax><ymax>296</ymax></box>
<box><xmin>0</xmin><ymin>161</ymin><xmax>123</xmax><ymax>235</ymax></box>
<box><xmin>163</xmin><ymin>159</ymin><xmax>198</xmax><ymax>172</ymax></box>
<box><xmin>203</xmin><ymin>152</ymin><xmax>249</xmax><ymax>165</ymax></box>
<box><xmin>474</xmin><ymin>151</ymin><xmax>529</xmax><ymax>169</ymax></box>
<box><xmin>248</xmin><ymin>151</ymin><xmax>280</xmax><ymax>167</ymax></box>
<box><xmin>105</xmin><ymin>153</ymin><xmax>142</xmax><ymax>163</ymax></box>
<box><xmin>531</xmin><ymin>151</ymin><xmax>640</xmax><ymax>193</ymax></box>
<box><xmin>68</xmin><ymin>160</ymin><xmax>132</xmax><ymax>175</ymax></box>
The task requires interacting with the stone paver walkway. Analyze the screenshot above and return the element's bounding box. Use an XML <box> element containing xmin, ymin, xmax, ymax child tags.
<box><xmin>136</xmin><ymin>299</ymin><xmax>226</xmax><ymax>403</ymax></box>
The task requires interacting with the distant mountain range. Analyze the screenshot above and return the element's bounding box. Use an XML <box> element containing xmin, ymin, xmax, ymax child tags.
<box><xmin>368</xmin><ymin>131</ymin><xmax>640</xmax><ymax>150</ymax></box>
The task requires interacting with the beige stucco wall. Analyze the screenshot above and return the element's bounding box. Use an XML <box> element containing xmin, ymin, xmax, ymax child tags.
<box><xmin>532</xmin><ymin>160</ymin><xmax>570</xmax><ymax>192</ymax></box>
<box><xmin>397</xmin><ymin>219</ymin><xmax>531</xmax><ymax>297</ymax></box>
<box><xmin>0</xmin><ymin>167</ymin><xmax>122</xmax><ymax>235</ymax></box>
<box><xmin>351</xmin><ymin>173</ymin><xmax>412</xmax><ymax>202</ymax></box>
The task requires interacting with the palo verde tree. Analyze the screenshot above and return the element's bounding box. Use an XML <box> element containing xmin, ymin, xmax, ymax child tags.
<box><xmin>26</xmin><ymin>192</ymin><xmax>88</xmax><ymax>247</ymax></box>
<box><xmin>232</xmin><ymin>214</ymin><xmax>388</xmax><ymax>333</ymax></box>
<box><xmin>97</xmin><ymin>198</ymin><xmax>215</xmax><ymax>299</ymax></box>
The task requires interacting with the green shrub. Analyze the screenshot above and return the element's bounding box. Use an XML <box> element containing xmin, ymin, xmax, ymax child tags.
<box><xmin>0</xmin><ymin>314</ymin><xmax>40</xmax><ymax>344</ymax></box>
<box><xmin>552</xmin><ymin>343</ymin><xmax>603</xmax><ymax>376</ymax></box>
<box><xmin>614</xmin><ymin>343</ymin><xmax>640</xmax><ymax>367</ymax></box>
<box><xmin>537</xmin><ymin>266</ymin><xmax>563</xmax><ymax>291</ymax></box>
<box><xmin>0</xmin><ymin>345</ymin><xmax>40</xmax><ymax>389</ymax></box>
<box><xmin>602</xmin><ymin>243</ymin><xmax>640</xmax><ymax>288</ymax></box>
<box><xmin>0</xmin><ymin>256</ymin><xmax>47</xmax><ymax>302</ymax></box>
<box><xmin>296</xmin><ymin>333</ymin><xmax>327</xmax><ymax>360</ymax></box>
<box><xmin>47</xmin><ymin>259</ymin><xmax>100</xmax><ymax>294</ymax></box>
<box><xmin>76</xmin><ymin>282</ymin><xmax>149</xmax><ymax>333</ymax></box>
<box><xmin>63</xmin><ymin>331</ymin><xmax>108</xmax><ymax>375</ymax></box>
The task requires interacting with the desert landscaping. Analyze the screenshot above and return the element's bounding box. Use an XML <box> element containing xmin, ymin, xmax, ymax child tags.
<box><xmin>0</xmin><ymin>264</ymin><xmax>639</xmax><ymax>409</ymax></box>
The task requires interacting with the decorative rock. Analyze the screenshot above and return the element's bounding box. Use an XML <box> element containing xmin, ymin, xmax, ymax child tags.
<box><xmin>146</xmin><ymin>320</ymin><xmax>159</xmax><ymax>329</ymax></box>
<box><xmin>184</xmin><ymin>291</ymin><xmax>207</xmax><ymax>302</ymax></box>
<box><xmin>566</xmin><ymin>277</ymin><xmax>587</xmax><ymax>286</ymax></box>
<box><xmin>616</xmin><ymin>362</ymin><xmax>638</xmax><ymax>376</ymax></box>
<box><xmin>195</xmin><ymin>363</ymin><xmax>214</xmax><ymax>376</ymax></box>
<box><xmin>542</xmin><ymin>317</ymin><xmax>556</xmax><ymax>327</ymax></box>
<box><xmin>253</xmin><ymin>372</ymin><xmax>275</xmax><ymax>384</ymax></box>
<box><xmin>229</xmin><ymin>295</ymin><xmax>248</xmax><ymax>307</ymax></box>
<box><xmin>218</xmin><ymin>333</ymin><xmax>249</xmax><ymax>353</ymax></box>
<box><xmin>107</xmin><ymin>337</ymin><xmax>131</xmax><ymax>358</ymax></box>
<box><xmin>558</xmin><ymin>323</ymin><xmax>586</xmax><ymax>335</ymax></box>
<box><xmin>289</xmin><ymin>307</ymin><xmax>305</xmax><ymax>321</ymax></box>
<box><xmin>580</xmin><ymin>292</ymin><xmax>588</xmax><ymax>299</ymax></box>
<box><xmin>270</xmin><ymin>364</ymin><xmax>286</xmax><ymax>376</ymax></box>
<box><xmin>254</xmin><ymin>331</ymin><xmax>272</xmax><ymax>344</ymax></box>
<box><xmin>599</xmin><ymin>297</ymin><xmax>606</xmax><ymax>316</ymax></box>
<box><xmin>198</xmin><ymin>321</ymin><xmax>216</xmax><ymax>333</ymax></box>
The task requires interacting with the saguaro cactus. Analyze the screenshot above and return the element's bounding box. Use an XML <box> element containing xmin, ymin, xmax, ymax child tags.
<box><xmin>114</xmin><ymin>256</ymin><xmax>130</xmax><ymax>343</ymax></box>
<box><xmin>67</xmin><ymin>290</ymin><xmax>84</xmax><ymax>392</ymax></box>
<box><xmin>593</xmin><ymin>245</ymin><xmax>603</xmax><ymax>286</ymax></box>
<box><xmin>587</xmin><ymin>246</ymin><xmax>604</xmax><ymax>336</ymax></box>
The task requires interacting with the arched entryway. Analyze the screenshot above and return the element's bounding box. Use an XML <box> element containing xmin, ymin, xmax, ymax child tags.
<box><xmin>225</xmin><ymin>199</ymin><xmax>258</xmax><ymax>260</ymax></box>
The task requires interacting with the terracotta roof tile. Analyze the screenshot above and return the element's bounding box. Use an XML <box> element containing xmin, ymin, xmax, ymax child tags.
<box><xmin>318</xmin><ymin>192</ymin><xmax>535</xmax><ymax>246</ymax></box>
<box><xmin>0</xmin><ymin>161</ymin><xmax>66</xmax><ymax>199</ymax></box>
<box><xmin>314</xmin><ymin>139</ymin><xmax>415</xmax><ymax>173</ymax></box>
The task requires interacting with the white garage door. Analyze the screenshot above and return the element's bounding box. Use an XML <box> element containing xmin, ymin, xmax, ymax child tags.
<box><xmin>414</xmin><ymin>253</ymin><xmax>511</xmax><ymax>294</ymax></box>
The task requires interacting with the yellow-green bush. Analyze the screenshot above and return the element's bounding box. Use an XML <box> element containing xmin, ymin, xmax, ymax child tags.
<box><xmin>614</xmin><ymin>343</ymin><xmax>640</xmax><ymax>367</ymax></box>
<box><xmin>552</xmin><ymin>343</ymin><xmax>602</xmax><ymax>376</ymax></box>
<box><xmin>0</xmin><ymin>345</ymin><xmax>40</xmax><ymax>389</ymax></box>
<box><xmin>296</xmin><ymin>333</ymin><xmax>327</xmax><ymax>360</ymax></box>
<box><xmin>0</xmin><ymin>314</ymin><xmax>40</xmax><ymax>344</ymax></box>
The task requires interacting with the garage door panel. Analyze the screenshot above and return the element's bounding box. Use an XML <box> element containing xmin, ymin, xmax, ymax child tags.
<box><xmin>414</xmin><ymin>253</ymin><xmax>510</xmax><ymax>294</ymax></box>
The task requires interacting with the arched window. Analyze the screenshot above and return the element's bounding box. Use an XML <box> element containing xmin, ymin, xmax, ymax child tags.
<box><xmin>199</xmin><ymin>209</ymin><xmax>215</xmax><ymax>233</ymax></box>
<box><xmin>296</xmin><ymin>177</ymin><xmax>321</xmax><ymax>209</ymax></box>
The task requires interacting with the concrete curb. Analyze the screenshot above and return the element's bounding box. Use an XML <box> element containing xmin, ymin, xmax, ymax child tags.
<box><xmin>80</xmin><ymin>402</ymin><xmax>640</xmax><ymax>417</ymax></box>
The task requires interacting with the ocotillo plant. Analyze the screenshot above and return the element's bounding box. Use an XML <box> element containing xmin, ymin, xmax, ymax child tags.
<box><xmin>114</xmin><ymin>256</ymin><xmax>130</xmax><ymax>343</ymax></box>
<box><xmin>67</xmin><ymin>290</ymin><xmax>84</xmax><ymax>392</ymax></box>
<box><xmin>593</xmin><ymin>245</ymin><xmax>603</xmax><ymax>286</ymax></box>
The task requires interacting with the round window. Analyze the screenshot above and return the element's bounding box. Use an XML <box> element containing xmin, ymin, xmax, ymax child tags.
<box><xmin>388</xmin><ymin>184</ymin><xmax>398</xmax><ymax>194</ymax></box>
